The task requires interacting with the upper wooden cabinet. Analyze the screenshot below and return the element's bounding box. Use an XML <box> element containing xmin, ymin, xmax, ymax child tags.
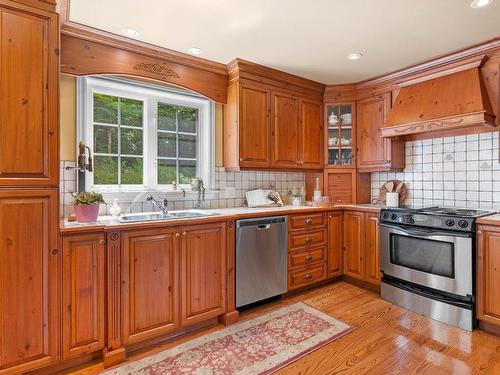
<box><xmin>356</xmin><ymin>93</ymin><xmax>404</xmax><ymax>172</ymax></box>
<box><xmin>0</xmin><ymin>2</ymin><xmax>59</xmax><ymax>187</ymax></box>
<box><xmin>62</xmin><ymin>232</ymin><xmax>106</xmax><ymax>359</ymax></box>
<box><xmin>0</xmin><ymin>189</ymin><xmax>59</xmax><ymax>374</ymax></box>
<box><xmin>225</xmin><ymin>59</ymin><xmax>325</xmax><ymax>171</ymax></box>
<box><xmin>180</xmin><ymin>223</ymin><xmax>226</xmax><ymax>326</ymax></box>
<box><xmin>477</xmin><ymin>225</ymin><xmax>500</xmax><ymax>328</ymax></box>
<box><xmin>238</xmin><ymin>84</ymin><xmax>271</xmax><ymax>168</ymax></box>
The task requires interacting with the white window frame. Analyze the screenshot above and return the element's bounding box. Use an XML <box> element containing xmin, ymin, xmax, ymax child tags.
<box><xmin>77</xmin><ymin>76</ymin><xmax>215</xmax><ymax>193</ymax></box>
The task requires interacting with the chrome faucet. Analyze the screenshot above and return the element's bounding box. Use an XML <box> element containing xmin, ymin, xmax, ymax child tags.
<box><xmin>145</xmin><ymin>195</ymin><xmax>169</xmax><ymax>215</ymax></box>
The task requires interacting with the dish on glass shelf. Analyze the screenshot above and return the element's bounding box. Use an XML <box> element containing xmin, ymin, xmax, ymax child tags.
<box><xmin>341</xmin><ymin>113</ymin><xmax>352</xmax><ymax>124</ymax></box>
<box><xmin>328</xmin><ymin>137</ymin><xmax>339</xmax><ymax>146</ymax></box>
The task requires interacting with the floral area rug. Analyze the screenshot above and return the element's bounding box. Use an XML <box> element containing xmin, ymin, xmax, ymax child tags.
<box><xmin>102</xmin><ymin>302</ymin><xmax>355</xmax><ymax>375</ymax></box>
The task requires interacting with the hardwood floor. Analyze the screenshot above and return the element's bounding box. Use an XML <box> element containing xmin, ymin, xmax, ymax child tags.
<box><xmin>64</xmin><ymin>282</ymin><xmax>500</xmax><ymax>375</ymax></box>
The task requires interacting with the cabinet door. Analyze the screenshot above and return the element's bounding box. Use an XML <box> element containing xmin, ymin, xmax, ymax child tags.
<box><xmin>343</xmin><ymin>211</ymin><xmax>365</xmax><ymax>280</ymax></box>
<box><xmin>122</xmin><ymin>228</ymin><xmax>179</xmax><ymax>345</ymax></box>
<box><xmin>324</xmin><ymin>171</ymin><xmax>353</xmax><ymax>204</ymax></box>
<box><xmin>365</xmin><ymin>213</ymin><xmax>381</xmax><ymax>285</ymax></box>
<box><xmin>298</xmin><ymin>100</ymin><xmax>323</xmax><ymax>169</ymax></box>
<box><xmin>62</xmin><ymin>233</ymin><xmax>105</xmax><ymax>359</ymax></box>
<box><xmin>477</xmin><ymin>228</ymin><xmax>500</xmax><ymax>326</ymax></box>
<box><xmin>0</xmin><ymin>189</ymin><xmax>59</xmax><ymax>373</ymax></box>
<box><xmin>181</xmin><ymin>223</ymin><xmax>226</xmax><ymax>325</ymax></box>
<box><xmin>356</xmin><ymin>93</ymin><xmax>393</xmax><ymax>172</ymax></box>
<box><xmin>239</xmin><ymin>85</ymin><xmax>271</xmax><ymax>168</ymax></box>
<box><xmin>0</xmin><ymin>4</ymin><xmax>58</xmax><ymax>186</ymax></box>
<box><xmin>271</xmin><ymin>92</ymin><xmax>299</xmax><ymax>168</ymax></box>
<box><xmin>327</xmin><ymin>212</ymin><xmax>342</xmax><ymax>277</ymax></box>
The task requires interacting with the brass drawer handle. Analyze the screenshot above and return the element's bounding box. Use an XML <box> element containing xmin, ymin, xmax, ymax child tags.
<box><xmin>304</xmin><ymin>274</ymin><xmax>313</xmax><ymax>280</ymax></box>
<box><xmin>98</xmin><ymin>239</ymin><xmax>106</xmax><ymax>245</ymax></box>
<box><xmin>305</xmin><ymin>218</ymin><xmax>313</xmax><ymax>225</ymax></box>
<box><xmin>305</xmin><ymin>238</ymin><xmax>312</xmax><ymax>243</ymax></box>
<box><xmin>305</xmin><ymin>255</ymin><xmax>313</xmax><ymax>261</ymax></box>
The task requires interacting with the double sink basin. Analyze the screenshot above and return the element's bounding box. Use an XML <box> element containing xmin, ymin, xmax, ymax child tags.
<box><xmin>116</xmin><ymin>209</ymin><xmax>221</xmax><ymax>223</ymax></box>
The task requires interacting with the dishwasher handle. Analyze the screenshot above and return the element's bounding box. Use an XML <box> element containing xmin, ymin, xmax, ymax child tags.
<box><xmin>257</xmin><ymin>224</ymin><xmax>271</xmax><ymax>230</ymax></box>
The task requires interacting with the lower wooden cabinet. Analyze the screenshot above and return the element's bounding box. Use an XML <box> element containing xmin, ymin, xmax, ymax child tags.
<box><xmin>327</xmin><ymin>212</ymin><xmax>342</xmax><ymax>277</ymax></box>
<box><xmin>0</xmin><ymin>189</ymin><xmax>60</xmax><ymax>374</ymax></box>
<box><xmin>343</xmin><ymin>211</ymin><xmax>366</xmax><ymax>280</ymax></box>
<box><xmin>62</xmin><ymin>233</ymin><xmax>106</xmax><ymax>359</ymax></box>
<box><xmin>477</xmin><ymin>225</ymin><xmax>500</xmax><ymax>327</ymax></box>
<box><xmin>121</xmin><ymin>228</ymin><xmax>180</xmax><ymax>345</ymax></box>
<box><xmin>181</xmin><ymin>223</ymin><xmax>226</xmax><ymax>326</ymax></box>
<box><xmin>365</xmin><ymin>213</ymin><xmax>381</xmax><ymax>286</ymax></box>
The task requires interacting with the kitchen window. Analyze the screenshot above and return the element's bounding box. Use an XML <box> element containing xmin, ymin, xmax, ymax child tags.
<box><xmin>78</xmin><ymin>77</ymin><xmax>214</xmax><ymax>192</ymax></box>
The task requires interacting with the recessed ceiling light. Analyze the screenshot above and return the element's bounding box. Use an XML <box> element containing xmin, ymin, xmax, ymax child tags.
<box><xmin>470</xmin><ymin>0</ymin><xmax>494</xmax><ymax>8</ymax></box>
<box><xmin>122</xmin><ymin>27</ymin><xmax>139</xmax><ymax>38</ymax></box>
<box><xmin>187</xmin><ymin>47</ymin><xmax>203</xmax><ymax>55</ymax></box>
<box><xmin>347</xmin><ymin>53</ymin><xmax>363</xmax><ymax>61</ymax></box>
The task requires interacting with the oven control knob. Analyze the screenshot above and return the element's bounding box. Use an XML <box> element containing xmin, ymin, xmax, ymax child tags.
<box><xmin>458</xmin><ymin>220</ymin><xmax>469</xmax><ymax>228</ymax></box>
<box><xmin>382</xmin><ymin>212</ymin><xmax>389</xmax><ymax>219</ymax></box>
<box><xmin>390</xmin><ymin>214</ymin><xmax>398</xmax><ymax>221</ymax></box>
<box><xmin>445</xmin><ymin>219</ymin><xmax>455</xmax><ymax>227</ymax></box>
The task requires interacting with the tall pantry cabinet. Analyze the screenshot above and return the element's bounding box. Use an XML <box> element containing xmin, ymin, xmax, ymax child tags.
<box><xmin>0</xmin><ymin>0</ymin><xmax>60</xmax><ymax>373</ymax></box>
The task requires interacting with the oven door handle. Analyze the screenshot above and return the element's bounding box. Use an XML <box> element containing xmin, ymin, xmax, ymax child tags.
<box><xmin>379</xmin><ymin>223</ymin><xmax>472</xmax><ymax>239</ymax></box>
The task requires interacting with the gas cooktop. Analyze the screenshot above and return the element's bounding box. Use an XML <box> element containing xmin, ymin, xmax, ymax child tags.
<box><xmin>380</xmin><ymin>206</ymin><xmax>494</xmax><ymax>232</ymax></box>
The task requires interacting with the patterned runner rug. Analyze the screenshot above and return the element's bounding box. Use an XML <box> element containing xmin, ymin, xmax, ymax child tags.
<box><xmin>102</xmin><ymin>302</ymin><xmax>355</xmax><ymax>374</ymax></box>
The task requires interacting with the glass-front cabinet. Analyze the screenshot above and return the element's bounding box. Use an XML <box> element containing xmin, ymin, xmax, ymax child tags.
<box><xmin>326</xmin><ymin>103</ymin><xmax>354</xmax><ymax>167</ymax></box>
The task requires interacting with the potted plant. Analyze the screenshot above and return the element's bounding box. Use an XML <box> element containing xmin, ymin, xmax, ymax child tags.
<box><xmin>74</xmin><ymin>192</ymin><xmax>105</xmax><ymax>223</ymax></box>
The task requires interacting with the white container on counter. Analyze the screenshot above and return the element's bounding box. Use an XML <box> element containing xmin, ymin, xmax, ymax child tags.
<box><xmin>386</xmin><ymin>192</ymin><xmax>399</xmax><ymax>207</ymax></box>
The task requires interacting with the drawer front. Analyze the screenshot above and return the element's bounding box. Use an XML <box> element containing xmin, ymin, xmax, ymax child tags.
<box><xmin>288</xmin><ymin>264</ymin><xmax>326</xmax><ymax>290</ymax></box>
<box><xmin>289</xmin><ymin>229</ymin><xmax>326</xmax><ymax>249</ymax></box>
<box><xmin>289</xmin><ymin>213</ymin><xmax>325</xmax><ymax>230</ymax></box>
<box><xmin>289</xmin><ymin>247</ymin><xmax>325</xmax><ymax>269</ymax></box>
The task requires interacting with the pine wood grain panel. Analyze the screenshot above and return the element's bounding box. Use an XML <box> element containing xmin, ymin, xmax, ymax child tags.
<box><xmin>271</xmin><ymin>92</ymin><xmax>299</xmax><ymax>168</ymax></box>
<box><xmin>289</xmin><ymin>229</ymin><xmax>326</xmax><ymax>249</ymax></box>
<box><xmin>0</xmin><ymin>3</ymin><xmax>59</xmax><ymax>186</ymax></box>
<box><xmin>298</xmin><ymin>99</ymin><xmax>323</xmax><ymax>169</ymax></box>
<box><xmin>238</xmin><ymin>84</ymin><xmax>271</xmax><ymax>168</ymax></box>
<box><xmin>288</xmin><ymin>264</ymin><xmax>326</xmax><ymax>290</ymax></box>
<box><xmin>180</xmin><ymin>223</ymin><xmax>226</xmax><ymax>326</ymax></box>
<box><xmin>0</xmin><ymin>189</ymin><xmax>59</xmax><ymax>373</ymax></box>
<box><xmin>343</xmin><ymin>211</ymin><xmax>365</xmax><ymax>280</ymax></box>
<box><xmin>288</xmin><ymin>247</ymin><xmax>326</xmax><ymax>269</ymax></box>
<box><xmin>62</xmin><ymin>233</ymin><xmax>105</xmax><ymax>359</ymax></box>
<box><xmin>121</xmin><ymin>228</ymin><xmax>180</xmax><ymax>345</ymax></box>
<box><xmin>325</xmin><ymin>171</ymin><xmax>353</xmax><ymax>204</ymax></box>
<box><xmin>365</xmin><ymin>212</ymin><xmax>381</xmax><ymax>286</ymax></box>
<box><xmin>289</xmin><ymin>213</ymin><xmax>325</xmax><ymax>231</ymax></box>
<box><xmin>327</xmin><ymin>212</ymin><xmax>342</xmax><ymax>277</ymax></box>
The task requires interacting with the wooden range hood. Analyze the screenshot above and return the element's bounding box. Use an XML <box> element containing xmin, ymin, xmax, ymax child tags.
<box><xmin>381</xmin><ymin>66</ymin><xmax>496</xmax><ymax>137</ymax></box>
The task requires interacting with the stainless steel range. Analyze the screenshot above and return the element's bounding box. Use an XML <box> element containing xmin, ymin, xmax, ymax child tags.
<box><xmin>379</xmin><ymin>206</ymin><xmax>492</xmax><ymax>331</ymax></box>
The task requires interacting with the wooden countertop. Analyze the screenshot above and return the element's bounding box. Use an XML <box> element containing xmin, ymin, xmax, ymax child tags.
<box><xmin>476</xmin><ymin>214</ymin><xmax>500</xmax><ymax>226</ymax></box>
<box><xmin>60</xmin><ymin>204</ymin><xmax>384</xmax><ymax>234</ymax></box>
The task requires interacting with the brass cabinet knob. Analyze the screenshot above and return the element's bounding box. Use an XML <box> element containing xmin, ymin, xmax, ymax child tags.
<box><xmin>305</xmin><ymin>255</ymin><xmax>313</xmax><ymax>261</ymax></box>
<box><xmin>304</xmin><ymin>274</ymin><xmax>313</xmax><ymax>280</ymax></box>
<box><xmin>305</xmin><ymin>218</ymin><xmax>313</xmax><ymax>224</ymax></box>
<box><xmin>182</xmin><ymin>231</ymin><xmax>187</xmax><ymax>236</ymax></box>
<box><xmin>305</xmin><ymin>238</ymin><xmax>312</xmax><ymax>243</ymax></box>
<box><xmin>175</xmin><ymin>233</ymin><xmax>180</xmax><ymax>238</ymax></box>
<box><xmin>98</xmin><ymin>239</ymin><xmax>106</xmax><ymax>245</ymax></box>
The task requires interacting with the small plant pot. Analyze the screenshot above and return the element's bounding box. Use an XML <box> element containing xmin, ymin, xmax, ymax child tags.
<box><xmin>74</xmin><ymin>203</ymin><xmax>100</xmax><ymax>223</ymax></box>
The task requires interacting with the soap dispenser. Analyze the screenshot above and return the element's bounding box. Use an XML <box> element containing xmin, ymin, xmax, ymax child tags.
<box><xmin>109</xmin><ymin>199</ymin><xmax>121</xmax><ymax>217</ymax></box>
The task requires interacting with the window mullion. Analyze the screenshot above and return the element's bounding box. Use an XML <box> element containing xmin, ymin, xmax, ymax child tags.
<box><xmin>117</xmin><ymin>97</ymin><xmax>122</xmax><ymax>187</ymax></box>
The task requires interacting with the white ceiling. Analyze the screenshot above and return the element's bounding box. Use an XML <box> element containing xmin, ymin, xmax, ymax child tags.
<box><xmin>69</xmin><ymin>0</ymin><xmax>500</xmax><ymax>84</ymax></box>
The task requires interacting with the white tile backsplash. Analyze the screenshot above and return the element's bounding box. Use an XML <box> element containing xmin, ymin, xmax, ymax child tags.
<box><xmin>59</xmin><ymin>163</ymin><xmax>305</xmax><ymax>218</ymax></box>
<box><xmin>371</xmin><ymin>132</ymin><xmax>500</xmax><ymax>210</ymax></box>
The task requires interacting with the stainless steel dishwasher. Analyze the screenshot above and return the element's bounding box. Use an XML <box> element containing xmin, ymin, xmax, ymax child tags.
<box><xmin>236</xmin><ymin>216</ymin><xmax>288</xmax><ymax>308</ymax></box>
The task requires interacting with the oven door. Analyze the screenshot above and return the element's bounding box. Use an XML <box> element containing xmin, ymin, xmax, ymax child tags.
<box><xmin>379</xmin><ymin>223</ymin><xmax>473</xmax><ymax>298</ymax></box>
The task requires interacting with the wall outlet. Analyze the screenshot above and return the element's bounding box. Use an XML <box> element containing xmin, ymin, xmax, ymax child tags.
<box><xmin>220</xmin><ymin>187</ymin><xmax>236</xmax><ymax>199</ymax></box>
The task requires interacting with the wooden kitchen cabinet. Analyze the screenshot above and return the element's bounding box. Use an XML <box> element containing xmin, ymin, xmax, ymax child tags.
<box><xmin>0</xmin><ymin>189</ymin><xmax>59</xmax><ymax>373</ymax></box>
<box><xmin>327</xmin><ymin>212</ymin><xmax>343</xmax><ymax>277</ymax></box>
<box><xmin>0</xmin><ymin>2</ymin><xmax>59</xmax><ymax>186</ymax></box>
<box><xmin>271</xmin><ymin>92</ymin><xmax>300</xmax><ymax>168</ymax></box>
<box><xmin>121</xmin><ymin>228</ymin><xmax>180</xmax><ymax>345</ymax></box>
<box><xmin>477</xmin><ymin>225</ymin><xmax>500</xmax><ymax>328</ymax></box>
<box><xmin>356</xmin><ymin>93</ymin><xmax>404</xmax><ymax>172</ymax></box>
<box><xmin>298</xmin><ymin>100</ymin><xmax>323</xmax><ymax>169</ymax></box>
<box><xmin>365</xmin><ymin>212</ymin><xmax>381</xmax><ymax>286</ymax></box>
<box><xmin>180</xmin><ymin>223</ymin><xmax>226</xmax><ymax>326</ymax></box>
<box><xmin>62</xmin><ymin>232</ymin><xmax>106</xmax><ymax>359</ymax></box>
<box><xmin>343</xmin><ymin>211</ymin><xmax>366</xmax><ymax>280</ymax></box>
<box><xmin>237</xmin><ymin>84</ymin><xmax>271</xmax><ymax>168</ymax></box>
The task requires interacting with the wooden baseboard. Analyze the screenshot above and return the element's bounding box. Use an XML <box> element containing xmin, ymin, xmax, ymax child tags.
<box><xmin>341</xmin><ymin>275</ymin><xmax>381</xmax><ymax>293</ymax></box>
<box><xmin>103</xmin><ymin>347</ymin><xmax>126</xmax><ymax>368</ymax></box>
<box><xmin>219</xmin><ymin>310</ymin><xmax>240</xmax><ymax>325</ymax></box>
<box><xmin>479</xmin><ymin>320</ymin><xmax>500</xmax><ymax>336</ymax></box>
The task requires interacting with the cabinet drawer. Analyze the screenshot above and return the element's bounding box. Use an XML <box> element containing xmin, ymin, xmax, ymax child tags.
<box><xmin>289</xmin><ymin>229</ymin><xmax>326</xmax><ymax>248</ymax></box>
<box><xmin>289</xmin><ymin>247</ymin><xmax>325</xmax><ymax>269</ymax></box>
<box><xmin>289</xmin><ymin>213</ymin><xmax>325</xmax><ymax>230</ymax></box>
<box><xmin>288</xmin><ymin>264</ymin><xmax>326</xmax><ymax>290</ymax></box>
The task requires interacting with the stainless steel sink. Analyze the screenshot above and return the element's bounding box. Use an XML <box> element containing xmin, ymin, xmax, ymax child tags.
<box><xmin>116</xmin><ymin>209</ymin><xmax>220</xmax><ymax>223</ymax></box>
